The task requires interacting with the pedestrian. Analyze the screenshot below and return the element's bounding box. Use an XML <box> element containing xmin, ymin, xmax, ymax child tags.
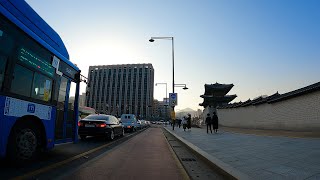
<box><xmin>182</xmin><ymin>116</ymin><xmax>187</xmax><ymax>131</ymax></box>
<box><xmin>172</xmin><ymin>118</ymin><xmax>175</xmax><ymax>130</ymax></box>
<box><xmin>212</xmin><ymin>112</ymin><xmax>219</xmax><ymax>133</ymax></box>
<box><xmin>178</xmin><ymin>118</ymin><xmax>182</xmax><ymax>128</ymax></box>
<box><xmin>205</xmin><ymin>113</ymin><xmax>212</xmax><ymax>134</ymax></box>
<box><xmin>186</xmin><ymin>114</ymin><xmax>191</xmax><ymax>131</ymax></box>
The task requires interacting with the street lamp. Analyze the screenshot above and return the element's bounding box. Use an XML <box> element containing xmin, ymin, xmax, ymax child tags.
<box><xmin>156</xmin><ymin>83</ymin><xmax>168</xmax><ymax>120</ymax></box>
<box><xmin>174</xmin><ymin>84</ymin><xmax>189</xmax><ymax>90</ymax></box>
<box><xmin>149</xmin><ymin>36</ymin><xmax>175</xmax><ymax>130</ymax></box>
<box><xmin>155</xmin><ymin>83</ymin><xmax>168</xmax><ymax>104</ymax></box>
<box><xmin>149</xmin><ymin>37</ymin><xmax>175</xmax><ymax>94</ymax></box>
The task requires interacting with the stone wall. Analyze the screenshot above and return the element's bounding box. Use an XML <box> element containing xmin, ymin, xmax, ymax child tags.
<box><xmin>217</xmin><ymin>90</ymin><xmax>320</xmax><ymax>131</ymax></box>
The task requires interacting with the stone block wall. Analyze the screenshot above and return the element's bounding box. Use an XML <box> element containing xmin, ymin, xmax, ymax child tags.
<box><xmin>217</xmin><ymin>91</ymin><xmax>320</xmax><ymax>131</ymax></box>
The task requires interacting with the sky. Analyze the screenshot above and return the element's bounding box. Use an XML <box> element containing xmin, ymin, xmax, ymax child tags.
<box><xmin>25</xmin><ymin>0</ymin><xmax>320</xmax><ymax>111</ymax></box>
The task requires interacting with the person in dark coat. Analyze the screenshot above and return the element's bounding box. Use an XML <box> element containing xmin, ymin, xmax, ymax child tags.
<box><xmin>186</xmin><ymin>114</ymin><xmax>191</xmax><ymax>130</ymax></box>
<box><xmin>178</xmin><ymin>118</ymin><xmax>182</xmax><ymax>128</ymax></box>
<box><xmin>205</xmin><ymin>113</ymin><xmax>212</xmax><ymax>133</ymax></box>
<box><xmin>212</xmin><ymin>112</ymin><xmax>219</xmax><ymax>133</ymax></box>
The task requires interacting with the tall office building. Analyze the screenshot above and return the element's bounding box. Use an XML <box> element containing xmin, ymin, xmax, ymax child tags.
<box><xmin>86</xmin><ymin>64</ymin><xmax>154</xmax><ymax>118</ymax></box>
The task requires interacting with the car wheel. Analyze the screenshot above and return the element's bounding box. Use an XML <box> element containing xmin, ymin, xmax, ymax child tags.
<box><xmin>109</xmin><ymin>130</ymin><xmax>114</xmax><ymax>140</ymax></box>
<box><xmin>7</xmin><ymin>123</ymin><xmax>39</xmax><ymax>162</ymax></box>
<box><xmin>80</xmin><ymin>135</ymin><xmax>86</xmax><ymax>140</ymax></box>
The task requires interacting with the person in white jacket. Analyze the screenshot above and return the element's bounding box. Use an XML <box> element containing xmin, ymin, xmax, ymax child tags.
<box><xmin>181</xmin><ymin>116</ymin><xmax>187</xmax><ymax>131</ymax></box>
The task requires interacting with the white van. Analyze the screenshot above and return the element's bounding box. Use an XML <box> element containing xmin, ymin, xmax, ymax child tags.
<box><xmin>120</xmin><ymin>114</ymin><xmax>138</xmax><ymax>132</ymax></box>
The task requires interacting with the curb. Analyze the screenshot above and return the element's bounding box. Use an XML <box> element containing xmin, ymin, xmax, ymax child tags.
<box><xmin>162</xmin><ymin>129</ymin><xmax>191</xmax><ymax>180</ymax></box>
<box><xmin>164</xmin><ymin>127</ymin><xmax>252</xmax><ymax>180</ymax></box>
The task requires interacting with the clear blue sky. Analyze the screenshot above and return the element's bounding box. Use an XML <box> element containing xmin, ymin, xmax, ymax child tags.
<box><xmin>26</xmin><ymin>0</ymin><xmax>320</xmax><ymax>111</ymax></box>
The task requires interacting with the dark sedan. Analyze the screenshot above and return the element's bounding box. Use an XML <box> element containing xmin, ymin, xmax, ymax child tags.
<box><xmin>78</xmin><ymin>114</ymin><xmax>124</xmax><ymax>140</ymax></box>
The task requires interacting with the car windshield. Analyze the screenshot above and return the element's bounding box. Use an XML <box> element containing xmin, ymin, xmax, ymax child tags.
<box><xmin>84</xmin><ymin>115</ymin><xmax>109</xmax><ymax>121</ymax></box>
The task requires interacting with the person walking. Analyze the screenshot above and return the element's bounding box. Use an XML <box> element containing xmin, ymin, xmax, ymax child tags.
<box><xmin>186</xmin><ymin>114</ymin><xmax>191</xmax><ymax>131</ymax></box>
<box><xmin>182</xmin><ymin>116</ymin><xmax>187</xmax><ymax>131</ymax></box>
<box><xmin>172</xmin><ymin>118</ymin><xmax>175</xmax><ymax>130</ymax></box>
<box><xmin>178</xmin><ymin>118</ymin><xmax>182</xmax><ymax>128</ymax></box>
<box><xmin>205</xmin><ymin>113</ymin><xmax>212</xmax><ymax>134</ymax></box>
<box><xmin>212</xmin><ymin>112</ymin><xmax>219</xmax><ymax>133</ymax></box>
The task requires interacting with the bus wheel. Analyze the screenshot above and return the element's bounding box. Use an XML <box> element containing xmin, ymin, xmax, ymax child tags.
<box><xmin>8</xmin><ymin>123</ymin><xmax>39</xmax><ymax>162</ymax></box>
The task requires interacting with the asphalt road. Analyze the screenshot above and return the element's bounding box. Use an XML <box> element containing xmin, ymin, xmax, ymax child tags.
<box><xmin>61</xmin><ymin>127</ymin><xmax>187</xmax><ymax>180</ymax></box>
<box><xmin>0</xmin><ymin>128</ymin><xmax>144</xmax><ymax>180</ymax></box>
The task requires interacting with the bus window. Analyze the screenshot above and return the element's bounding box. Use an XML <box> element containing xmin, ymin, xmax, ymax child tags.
<box><xmin>11</xmin><ymin>64</ymin><xmax>33</xmax><ymax>97</ymax></box>
<box><xmin>31</xmin><ymin>72</ymin><xmax>52</xmax><ymax>102</ymax></box>
<box><xmin>55</xmin><ymin>77</ymin><xmax>68</xmax><ymax>140</ymax></box>
<box><xmin>0</xmin><ymin>56</ymin><xmax>7</xmax><ymax>90</ymax></box>
<box><xmin>67</xmin><ymin>81</ymin><xmax>76</xmax><ymax>139</ymax></box>
<box><xmin>0</xmin><ymin>29</ymin><xmax>14</xmax><ymax>55</ymax></box>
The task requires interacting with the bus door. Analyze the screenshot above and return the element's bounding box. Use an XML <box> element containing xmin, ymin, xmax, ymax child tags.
<box><xmin>55</xmin><ymin>76</ymin><xmax>77</xmax><ymax>142</ymax></box>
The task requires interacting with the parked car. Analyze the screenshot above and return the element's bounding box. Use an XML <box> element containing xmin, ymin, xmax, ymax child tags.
<box><xmin>136</xmin><ymin>120</ymin><xmax>142</xmax><ymax>129</ymax></box>
<box><xmin>78</xmin><ymin>114</ymin><xmax>124</xmax><ymax>140</ymax></box>
<box><xmin>146</xmin><ymin>121</ymin><xmax>151</xmax><ymax>127</ymax></box>
<box><xmin>121</xmin><ymin>114</ymin><xmax>138</xmax><ymax>132</ymax></box>
<box><xmin>140</xmin><ymin>120</ymin><xmax>148</xmax><ymax>128</ymax></box>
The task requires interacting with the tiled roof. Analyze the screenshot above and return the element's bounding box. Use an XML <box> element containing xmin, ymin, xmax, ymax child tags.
<box><xmin>268</xmin><ymin>82</ymin><xmax>320</xmax><ymax>103</ymax></box>
<box><xmin>217</xmin><ymin>81</ymin><xmax>320</xmax><ymax>109</ymax></box>
<box><xmin>203</xmin><ymin>83</ymin><xmax>234</xmax><ymax>95</ymax></box>
<box><xmin>241</xmin><ymin>99</ymin><xmax>252</xmax><ymax>107</ymax></box>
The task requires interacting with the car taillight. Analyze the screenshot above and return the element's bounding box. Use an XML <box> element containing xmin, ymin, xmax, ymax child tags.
<box><xmin>78</xmin><ymin>122</ymin><xmax>83</xmax><ymax>127</ymax></box>
<box><xmin>97</xmin><ymin>123</ymin><xmax>107</xmax><ymax>128</ymax></box>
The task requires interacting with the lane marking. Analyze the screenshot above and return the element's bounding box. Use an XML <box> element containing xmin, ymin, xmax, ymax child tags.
<box><xmin>13</xmin><ymin>131</ymin><xmax>140</xmax><ymax>180</ymax></box>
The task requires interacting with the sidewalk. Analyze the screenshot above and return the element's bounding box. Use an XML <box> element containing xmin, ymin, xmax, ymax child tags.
<box><xmin>164</xmin><ymin>126</ymin><xmax>320</xmax><ymax>180</ymax></box>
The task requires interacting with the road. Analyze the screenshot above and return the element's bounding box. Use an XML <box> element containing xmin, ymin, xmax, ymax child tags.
<box><xmin>61</xmin><ymin>127</ymin><xmax>187</xmax><ymax>180</ymax></box>
<box><xmin>0</xmin><ymin>128</ymin><xmax>144</xmax><ymax>179</ymax></box>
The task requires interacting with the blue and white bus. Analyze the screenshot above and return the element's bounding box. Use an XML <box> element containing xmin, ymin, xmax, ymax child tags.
<box><xmin>0</xmin><ymin>0</ymin><xmax>80</xmax><ymax>161</ymax></box>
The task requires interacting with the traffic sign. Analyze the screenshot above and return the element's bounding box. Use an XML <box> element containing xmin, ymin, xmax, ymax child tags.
<box><xmin>169</xmin><ymin>93</ymin><xmax>177</xmax><ymax>106</ymax></box>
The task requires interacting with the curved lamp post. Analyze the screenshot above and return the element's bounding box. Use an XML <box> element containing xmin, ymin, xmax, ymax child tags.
<box><xmin>149</xmin><ymin>36</ymin><xmax>176</xmax><ymax>129</ymax></box>
<box><xmin>175</xmin><ymin>84</ymin><xmax>189</xmax><ymax>90</ymax></box>
<box><xmin>156</xmin><ymin>83</ymin><xmax>168</xmax><ymax>120</ymax></box>
<box><xmin>149</xmin><ymin>37</ymin><xmax>175</xmax><ymax>94</ymax></box>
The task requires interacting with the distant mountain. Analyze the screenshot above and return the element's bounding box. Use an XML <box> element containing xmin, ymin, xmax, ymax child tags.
<box><xmin>176</xmin><ymin>108</ymin><xmax>198</xmax><ymax>118</ymax></box>
<box><xmin>177</xmin><ymin>108</ymin><xmax>196</xmax><ymax>113</ymax></box>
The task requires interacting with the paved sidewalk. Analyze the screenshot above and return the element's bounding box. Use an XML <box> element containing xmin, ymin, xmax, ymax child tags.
<box><xmin>164</xmin><ymin>126</ymin><xmax>320</xmax><ymax>180</ymax></box>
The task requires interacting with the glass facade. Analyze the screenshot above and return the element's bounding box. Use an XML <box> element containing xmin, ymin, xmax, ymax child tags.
<box><xmin>86</xmin><ymin>64</ymin><xmax>154</xmax><ymax>119</ymax></box>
